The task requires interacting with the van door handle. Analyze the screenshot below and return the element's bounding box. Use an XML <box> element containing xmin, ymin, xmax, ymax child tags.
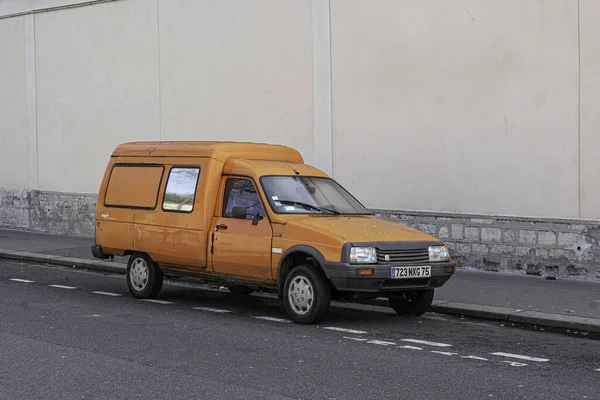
<box><xmin>215</xmin><ymin>224</ymin><xmax>228</xmax><ymax>231</ymax></box>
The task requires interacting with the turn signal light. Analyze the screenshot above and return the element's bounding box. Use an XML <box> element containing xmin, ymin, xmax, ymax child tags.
<box><xmin>444</xmin><ymin>266</ymin><xmax>454</xmax><ymax>274</ymax></box>
<box><xmin>355</xmin><ymin>268</ymin><xmax>374</xmax><ymax>276</ymax></box>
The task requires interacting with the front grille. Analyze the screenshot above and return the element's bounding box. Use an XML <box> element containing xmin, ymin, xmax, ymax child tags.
<box><xmin>376</xmin><ymin>248</ymin><xmax>429</xmax><ymax>264</ymax></box>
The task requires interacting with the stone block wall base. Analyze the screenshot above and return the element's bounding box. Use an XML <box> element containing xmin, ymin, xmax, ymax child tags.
<box><xmin>1</xmin><ymin>188</ymin><xmax>599</xmax><ymax>281</ymax></box>
<box><xmin>375</xmin><ymin>210</ymin><xmax>600</xmax><ymax>281</ymax></box>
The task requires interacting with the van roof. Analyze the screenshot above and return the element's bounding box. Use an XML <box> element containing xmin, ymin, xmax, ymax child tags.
<box><xmin>111</xmin><ymin>141</ymin><xmax>304</xmax><ymax>163</ymax></box>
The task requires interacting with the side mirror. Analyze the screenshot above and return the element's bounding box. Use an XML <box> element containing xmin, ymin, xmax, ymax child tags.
<box><xmin>232</xmin><ymin>206</ymin><xmax>247</xmax><ymax>219</ymax></box>
<box><xmin>251</xmin><ymin>212</ymin><xmax>263</xmax><ymax>226</ymax></box>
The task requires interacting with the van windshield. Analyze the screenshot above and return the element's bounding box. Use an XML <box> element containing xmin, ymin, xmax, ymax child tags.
<box><xmin>260</xmin><ymin>176</ymin><xmax>371</xmax><ymax>215</ymax></box>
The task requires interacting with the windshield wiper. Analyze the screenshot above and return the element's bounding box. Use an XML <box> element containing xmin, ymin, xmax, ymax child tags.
<box><xmin>277</xmin><ymin>200</ymin><xmax>340</xmax><ymax>215</ymax></box>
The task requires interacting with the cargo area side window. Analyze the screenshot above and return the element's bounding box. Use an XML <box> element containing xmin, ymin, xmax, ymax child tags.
<box><xmin>104</xmin><ymin>164</ymin><xmax>164</xmax><ymax>209</ymax></box>
<box><xmin>162</xmin><ymin>167</ymin><xmax>200</xmax><ymax>212</ymax></box>
<box><xmin>223</xmin><ymin>179</ymin><xmax>266</xmax><ymax>219</ymax></box>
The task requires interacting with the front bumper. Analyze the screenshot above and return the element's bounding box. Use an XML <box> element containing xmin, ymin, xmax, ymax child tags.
<box><xmin>323</xmin><ymin>262</ymin><xmax>455</xmax><ymax>293</ymax></box>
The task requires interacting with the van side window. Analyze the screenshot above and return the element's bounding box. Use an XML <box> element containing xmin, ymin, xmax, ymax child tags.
<box><xmin>163</xmin><ymin>167</ymin><xmax>200</xmax><ymax>212</ymax></box>
<box><xmin>223</xmin><ymin>179</ymin><xmax>266</xmax><ymax>218</ymax></box>
<box><xmin>105</xmin><ymin>164</ymin><xmax>164</xmax><ymax>209</ymax></box>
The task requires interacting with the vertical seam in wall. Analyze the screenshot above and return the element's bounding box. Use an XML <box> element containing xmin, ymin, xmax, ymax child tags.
<box><xmin>328</xmin><ymin>0</ymin><xmax>333</xmax><ymax>178</ymax></box>
<box><xmin>312</xmin><ymin>0</ymin><xmax>333</xmax><ymax>176</ymax></box>
<box><xmin>157</xmin><ymin>0</ymin><xmax>162</xmax><ymax>141</ymax></box>
<box><xmin>34</xmin><ymin>14</ymin><xmax>39</xmax><ymax>190</ymax></box>
<box><xmin>576</xmin><ymin>0</ymin><xmax>581</xmax><ymax>217</ymax></box>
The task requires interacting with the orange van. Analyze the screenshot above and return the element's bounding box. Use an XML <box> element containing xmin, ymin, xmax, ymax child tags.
<box><xmin>92</xmin><ymin>141</ymin><xmax>455</xmax><ymax>323</ymax></box>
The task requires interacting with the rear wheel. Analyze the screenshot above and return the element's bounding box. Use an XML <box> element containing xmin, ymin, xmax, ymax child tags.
<box><xmin>126</xmin><ymin>253</ymin><xmax>163</xmax><ymax>299</ymax></box>
<box><xmin>283</xmin><ymin>265</ymin><xmax>331</xmax><ymax>324</ymax></box>
<box><xmin>388</xmin><ymin>289</ymin><xmax>434</xmax><ymax>316</ymax></box>
<box><xmin>226</xmin><ymin>285</ymin><xmax>254</xmax><ymax>295</ymax></box>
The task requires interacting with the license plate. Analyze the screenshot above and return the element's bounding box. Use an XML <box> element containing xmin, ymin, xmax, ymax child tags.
<box><xmin>391</xmin><ymin>266</ymin><xmax>431</xmax><ymax>279</ymax></box>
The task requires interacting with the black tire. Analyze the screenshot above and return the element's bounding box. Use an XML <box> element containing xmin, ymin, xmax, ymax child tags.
<box><xmin>126</xmin><ymin>253</ymin><xmax>163</xmax><ymax>299</ymax></box>
<box><xmin>283</xmin><ymin>265</ymin><xmax>331</xmax><ymax>324</ymax></box>
<box><xmin>388</xmin><ymin>289</ymin><xmax>434</xmax><ymax>316</ymax></box>
<box><xmin>227</xmin><ymin>285</ymin><xmax>254</xmax><ymax>295</ymax></box>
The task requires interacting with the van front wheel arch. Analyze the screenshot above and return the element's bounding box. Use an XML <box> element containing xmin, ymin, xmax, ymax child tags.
<box><xmin>126</xmin><ymin>252</ymin><xmax>163</xmax><ymax>299</ymax></box>
<box><xmin>283</xmin><ymin>265</ymin><xmax>331</xmax><ymax>324</ymax></box>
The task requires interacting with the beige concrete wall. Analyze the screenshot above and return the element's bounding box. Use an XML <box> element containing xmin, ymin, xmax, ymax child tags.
<box><xmin>158</xmin><ymin>0</ymin><xmax>314</xmax><ymax>164</ymax></box>
<box><xmin>580</xmin><ymin>0</ymin><xmax>600</xmax><ymax>219</ymax></box>
<box><xmin>0</xmin><ymin>17</ymin><xmax>29</xmax><ymax>188</ymax></box>
<box><xmin>34</xmin><ymin>0</ymin><xmax>161</xmax><ymax>193</ymax></box>
<box><xmin>330</xmin><ymin>0</ymin><xmax>580</xmax><ymax>219</ymax></box>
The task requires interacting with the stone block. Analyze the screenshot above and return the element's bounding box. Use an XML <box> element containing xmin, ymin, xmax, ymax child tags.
<box><xmin>471</xmin><ymin>218</ymin><xmax>493</xmax><ymax>225</ymax></box>
<box><xmin>438</xmin><ymin>226</ymin><xmax>449</xmax><ymax>238</ymax></box>
<box><xmin>465</xmin><ymin>227</ymin><xmax>479</xmax><ymax>241</ymax></box>
<box><xmin>418</xmin><ymin>224</ymin><xmax>437</xmax><ymax>235</ymax></box>
<box><xmin>456</xmin><ymin>243</ymin><xmax>472</xmax><ymax>254</ymax></box>
<box><xmin>451</xmin><ymin>224</ymin><xmax>464</xmax><ymax>240</ymax></box>
<box><xmin>472</xmin><ymin>243</ymin><xmax>489</xmax><ymax>255</ymax></box>
<box><xmin>490</xmin><ymin>245</ymin><xmax>513</xmax><ymax>255</ymax></box>
<box><xmin>557</xmin><ymin>232</ymin><xmax>579</xmax><ymax>247</ymax></box>
<box><xmin>503</xmin><ymin>229</ymin><xmax>517</xmax><ymax>243</ymax></box>
<box><xmin>566</xmin><ymin>266</ymin><xmax>587</xmax><ymax>277</ymax></box>
<box><xmin>519</xmin><ymin>230</ymin><xmax>536</xmax><ymax>245</ymax></box>
<box><xmin>515</xmin><ymin>246</ymin><xmax>532</xmax><ymax>257</ymax></box>
<box><xmin>481</xmin><ymin>228</ymin><xmax>501</xmax><ymax>242</ymax></box>
<box><xmin>538</xmin><ymin>231</ymin><xmax>557</xmax><ymax>246</ymax></box>
<box><xmin>508</xmin><ymin>259</ymin><xmax>525</xmax><ymax>272</ymax></box>
<box><xmin>482</xmin><ymin>257</ymin><xmax>500</xmax><ymax>271</ymax></box>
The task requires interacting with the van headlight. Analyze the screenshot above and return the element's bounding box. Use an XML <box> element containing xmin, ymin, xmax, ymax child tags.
<box><xmin>429</xmin><ymin>246</ymin><xmax>449</xmax><ymax>262</ymax></box>
<box><xmin>350</xmin><ymin>247</ymin><xmax>377</xmax><ymax>264</ymax></box>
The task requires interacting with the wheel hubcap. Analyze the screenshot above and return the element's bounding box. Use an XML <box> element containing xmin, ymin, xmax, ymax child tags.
<box><xmin>130</xmin><ymin>258</ymin><xmax>149</xmax><ymax>291</ymax></box>
<box><xmin>288</xmin><ymin>275</ymin><xmax>314</xmax><ymax>315</ymax></box>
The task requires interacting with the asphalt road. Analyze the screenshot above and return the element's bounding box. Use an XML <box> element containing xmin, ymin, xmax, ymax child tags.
<box><xmin>1</xmin><ymin>260</ymin><xmax>599</xmax><ymax>400</ymax></box>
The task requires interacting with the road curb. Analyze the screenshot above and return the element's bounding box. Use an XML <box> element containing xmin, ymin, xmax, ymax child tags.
<box><xmin>2</xmin><ymin>248</ymin><xmax>600</xmax><ymax>334</ymax></box>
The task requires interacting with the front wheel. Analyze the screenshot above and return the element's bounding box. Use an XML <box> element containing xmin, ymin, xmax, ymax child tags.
<box><xmin>388</xmin><ymin>289</ymin><xmax>434</xmax><ymax>316</ymax></box>
<box><xmin>126</xmin><ymin>253</ymin><xmax>163</xmax><ymax>299</ymax></box>
<box><xmin>283</xmin><ymin>265</ymin><xmax>331</xmax><ymax>324</ymax></box>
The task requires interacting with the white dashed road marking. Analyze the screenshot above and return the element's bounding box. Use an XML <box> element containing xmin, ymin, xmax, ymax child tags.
<box><xmin>594</xmin><ymin>368</ymin><xmax>600</xmax><ymax>372</ymax></box>
<box><xmin>401</xmin><ymin>339</ymin><xmax>452</xmax><ymax>348</ymax></box>
<box><xmin>367</xmin><ymin>340</ymin><xmax>396</xmax><ymax>346</ymax></box>
<box><xmin>10</xmin><ymin>278</ymin><xmax>34</xmax><ymax>283</ymax></box>
<box><xmin>398</xmin><ymin>345</ymin><xmax>423</xmax><ymax>351</ymax></box>
<box><xmin>462</xmin><ymin>356</ymin><xmax>489</xmax><ymax>361</ymax></box>
<box><xmin>491</xmin><ymin>352</ymin><xmax>549</xmax><ymax>363</ymax></box>
<box><xmin>431</xmin><ymin>351</ymin><xmax>457</xmax><ymax>356</ymax></box>
<box><xmin>142</xmin><ymin>299</ymin><xmax>173</xmax><ymax>305</ymax></box>
<box><xmin>323</xmin><ymin>327</ymin><xmax>367</xmax><ymax>335</ymax></box>
<box><xmin>92</xmin><ymin>291</ymin><xmax>122</xmax><ymax>297</ymax></box>
<box><xmin>193</xmin><ymin>307</ymin><xmax>232</xmax><ymax>313</ymax></box>
<box><xmin>343</xmin><ymin>336</ymin><xmax>368</xmax><ymax>342</ymax></box>
<box><xmin>502</xmin><ymin>361</ymin><xmax>528</xmax><ymax>367</ymax></box>
<box><xmin>49</xmin><ymin>285</ymin><xmax>76</xmax><ymax>289</ymax></box>
<box><xmin>254</xmin><ymin>316</ymin><xmax>291</xmax><ymax>323</ymax></box>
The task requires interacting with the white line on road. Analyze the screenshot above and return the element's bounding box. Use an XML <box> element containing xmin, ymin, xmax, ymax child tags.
<box><xmin>193</xmin><ymin>307</ymin><xmax>232</xmax><ymax>313</ymax></box>
<box><xmin>502</xmin><ymin>361</ymin><xmax>528</xmax><ymax>367</ymax></box>
<box><xmin>461</xmin><ymin>356</ymin><xmax>489</xmax><ymax>361</ymax></box>
<box><xmin>323</xmin><ymin>327</ymin><xmax>367</xmax><ymax>335</ymax></box>
<box><xmin>367</xmin><ymin>340</ymin><xmax>396</xmax><ymax>346</ymax></box>
<box><xmin>48</xmin><ymin>284</ymin><xmax>76</xmax><ymax>289</ymax></box>
<box><xmin>142</xmin><ymin>299</ymin><xmax>173</xmax><ymax>305</ymax></box>
<box><xmin>92</xmin><ymin>291</ymin><xmax>122</xmax><ymax>297</ymax></box>
<box><xmin>398</xmin><ymin>345</ymin><xmax>423</xmax><ymax>351</ymax></box>
<box><xmin>400</xmin><ymin>339</ymin><xmax>452</xmax><ymax>348</ymax></box>
<box><xmin>254</xmin><ymin>316</ymin><xmax>291</xmax><ymax>323</ymax></box>
<box><xmin>491</xmin><ymin>352</ymin><xmax>549</xmax><ymax>363</ymax></box>
<box><xmin>10</xmin><ymin>278</ymin><xmax>34</xmax><ymax>283</ymax></box>
<box><xmin>343</xmin><ymin>336</ymin><xmax>368</xmax><ymax>341</ymax></box>
<box><xmin>594</xmin><ymin>369</ymin><xmax>600</xmax><ymax>372</ymax></box>
<box><xmin>431</xmin><ymin>351</ymin><xmax>457</xmax><ymax>356</ymax></box>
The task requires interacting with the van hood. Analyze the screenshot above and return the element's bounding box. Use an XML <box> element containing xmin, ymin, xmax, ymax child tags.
<box><xmin>286</xmin><ymin>215</ymin><xmax>441</xmax><ymax>244</ymax></box>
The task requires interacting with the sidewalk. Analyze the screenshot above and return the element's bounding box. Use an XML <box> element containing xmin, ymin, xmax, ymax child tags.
<box><xmin>1</xmin><ymin>228</ymin><xmax>599</xmax><ymax>333</ymax></box>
